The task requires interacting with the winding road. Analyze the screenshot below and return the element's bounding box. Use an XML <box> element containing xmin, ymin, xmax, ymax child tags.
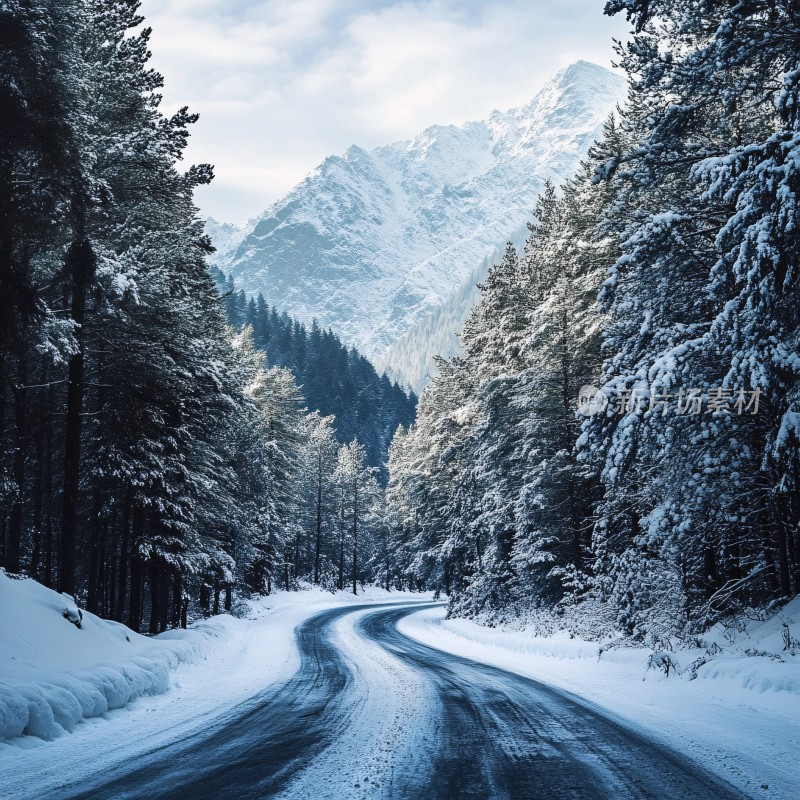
<box><xmin>43</xmin><ymin>603</ymin><xmax>751</xmax><ymax>800</ymax></box>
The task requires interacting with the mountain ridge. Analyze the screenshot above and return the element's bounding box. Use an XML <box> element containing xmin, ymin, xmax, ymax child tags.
<box><xmin>209</xmin><ymin>61</ymin><xmax>627</xmax><ymax>387</ymax></box>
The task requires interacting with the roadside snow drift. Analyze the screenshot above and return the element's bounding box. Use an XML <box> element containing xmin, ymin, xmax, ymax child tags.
<box><xmin>0</xmin><ymin>571</ymin><xmax>234</xmax><ymax>741</ymax></box>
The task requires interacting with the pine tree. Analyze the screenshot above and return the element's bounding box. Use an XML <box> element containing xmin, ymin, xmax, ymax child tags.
<box><xmin>297</xmin><ymin>412</ymin><xmax>339</xmax><ymax>584</ymax></box>
<box><xmin>333</xmin><ymin>440</ymin><xmax>379</xmax><ymax>594</ymax></box>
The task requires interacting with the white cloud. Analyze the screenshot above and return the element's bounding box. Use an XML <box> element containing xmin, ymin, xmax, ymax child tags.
<box><xmin>140</xmin><ymin>0</ymin><xmax>630</xmax><ymax>222</ymax></box>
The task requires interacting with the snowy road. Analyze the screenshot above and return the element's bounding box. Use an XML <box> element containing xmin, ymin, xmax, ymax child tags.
<box><xmin>37</xmin><ymin>603</ymin><xmax>751</xmax><ymax>800</ymax></box>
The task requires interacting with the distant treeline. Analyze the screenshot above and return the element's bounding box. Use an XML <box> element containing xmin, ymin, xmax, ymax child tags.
<box><xmin>214</xmin><ymin>270</ymin><xmax>417</xmax><ymax>477</ymax></box>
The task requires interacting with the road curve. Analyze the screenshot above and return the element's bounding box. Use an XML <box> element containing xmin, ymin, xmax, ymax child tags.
<box><xmin>43</xmin><ymin>603</ymin><xmax>403</xmax><ymax>800</ymax></box>
<box><xmin>360</xmin><ymin>606</ymin><xmax>752</xmax><ymax>800</ymax></box>
<box><xmin>40</xmin><ymin>602</ymin><xmax>752</xmax><ymax>800</ymax></box>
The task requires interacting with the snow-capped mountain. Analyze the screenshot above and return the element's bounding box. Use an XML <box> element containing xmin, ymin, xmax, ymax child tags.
<box><xmin>212</xmin><ymin>61</ymin><xmax>626</xmax><ymax>379</ymax></box>
<box><xmin>204</xmin><ymin>218</ymin><xmax>245</xmax><ymax>266</ymax></box>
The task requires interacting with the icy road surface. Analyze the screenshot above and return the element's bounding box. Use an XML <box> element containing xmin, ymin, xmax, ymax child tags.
<box><xmin>36</xmin><ymin>603</ymin><xmax>751</xmax><ymax>800</ymax></box>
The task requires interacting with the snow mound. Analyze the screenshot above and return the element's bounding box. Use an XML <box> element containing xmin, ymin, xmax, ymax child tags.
<box><xmin>404</xmin><ymin>596</ymin><xmax>800</xmax><ymax>694</ymax></box>
<box><xmin>0</xmin><ymin>571</ymin><xmax>235</xmax><ymax>742</ymax></box>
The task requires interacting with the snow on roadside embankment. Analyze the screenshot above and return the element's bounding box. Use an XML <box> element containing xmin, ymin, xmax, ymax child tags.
<box><xmin>0</xmin><ymin>570</ymin><xmax>251</xmax><ymax>742</ymax></box>
<box><xmin>399</xmin><ymin>601</ymin><xmax>800</xmax><ymax>800</ymax></box>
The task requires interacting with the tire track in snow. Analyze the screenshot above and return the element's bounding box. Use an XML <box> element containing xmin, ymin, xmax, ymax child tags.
<box><xmin>42</xmin><ymin>603</ymin><xmax>416</xmax><ymax>800</ymax></box>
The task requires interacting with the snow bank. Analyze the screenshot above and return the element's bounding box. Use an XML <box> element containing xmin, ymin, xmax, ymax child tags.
<box><xmin>0</xmin><ymin>571</ymin><xmax>237</xmax><ymax>742</ymax></box>
<box><xmin>412</xmin><ymin>597</ymin><xmax>800</xmax><ymax>697</ymax></box>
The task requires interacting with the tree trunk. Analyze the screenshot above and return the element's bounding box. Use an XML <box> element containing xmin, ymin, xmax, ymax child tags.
<box><xmin>314</xmin><ymin>461</ymin><xmax>323</xmax><ymax>583</ymax></box>
<box><xmin>30</xmin><ymin>360</ymin><xmax>46</xmax><ymax>578</ymax></box>
<box><xmin>703</xmin><ymin>545</ymin><xmax>719</xmax><ymax>597</ymax></box>
<box><xmin>384</xmin><ymin>536</ymin><xmax>390</xmax><ymax>591</ymax></box>
<box><xmin>158</xmin><ymin>566</ymin><xmax>170</xmax><ymax>632</ymax></box>
<box><xmin>97</xmin><ymin>541</ymin><xmax>107</xmax><ymax>617</ymax></box>
<box><xmin>60</xmin><ymin>239</ymin><xmax>94</xmax><ymax>596</ymax></box>
<box><xmin>108</xmin><ymin>528</ymin><xmax>118</xmax><ymax>620</ymax></box>
<box><xmin>87</xmin><ymin>337</ymin><xmax>107</xmax><ymax>613</ymax></box>
<box><xmin>351</xmin><ymin>481</ymin><xmax>358</xmax><ymax>596</ymax></box>
<box><xmin>171</xmin><ymin>573</ymin><xmax>183</xmax><ymax>628</ymax></box>
<box><xmin>127</xmin><ymin>506</ymin><xmax>145</xmax><ymax>631</ymax></box>
<box><xmin>43</xmin><ymin>377</ymin><xmax>54</xmax><ymax>588</ymax></box>
<box><xmin>338</xmin><ymin>515</ymin><xmax>345</xmax><ymax>591</ymax></box>
<box><xmin>128</xmin><ymin>553</ymin><xmax>143</xmax><ymax>633</ymax></box>
<box><xmin>149</xmin><ymin>559</ymin><xmax>160</xmax><ymax>635</ymax></box>
<box><xmin>115</xmin><ymin>502</ymin><xmax>131</xmax><ymax>622</ymax></box>
<box><xmin>199</xmin><ymin>582</ymin><xmax>210</xmax><ymax>616</ymax></box>
<box><xmin>775</xmin><ymin>495</ymin><xmax>792</xmax><ymax>596</ymax></box>
<box><xmin>87</xmin><ymin>486</ymin><xmax>103</xmax><ymax>613</ymax></box>
<box><xmin>7</xmin><ymin>343</ymin><xmax>28</xmax><ymax>573</ymax></box>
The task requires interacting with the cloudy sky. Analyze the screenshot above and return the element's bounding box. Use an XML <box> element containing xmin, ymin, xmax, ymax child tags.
<box><xmin>139</xmin><ymin>0</ymin><xmax>630</xmax><ymax>223</ymax></box>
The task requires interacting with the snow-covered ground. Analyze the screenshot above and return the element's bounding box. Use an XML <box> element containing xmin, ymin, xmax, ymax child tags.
<box><xmin>399</xmin><ymin>602</ymin><xmax>800</xmax><ymax>800</ymax></box>
<box><xmin>4</xmin><ymin>571</ymin><xmax>798</xmax><ymax>799</ymax></box>
<box><xmin>0</xmin><ymin>571</ymin><xmax>243</xmax><ymax>742</ymax></box>
<box><xmin>0</xmin><ymin>572</ymin><xmax>433</xmax><ymax>797</ymax></box>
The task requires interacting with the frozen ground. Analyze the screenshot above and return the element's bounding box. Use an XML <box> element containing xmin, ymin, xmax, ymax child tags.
<box><xmin>399</xmin><ymin>602</ymin><xmax>800</xmax><ymax>800</ymax></box>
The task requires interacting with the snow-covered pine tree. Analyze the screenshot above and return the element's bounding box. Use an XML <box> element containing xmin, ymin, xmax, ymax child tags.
<box><xmin>296</xmin><ymin>412</ymin><xmax>339</xmax><ymax>585</ymax></box>
<box><xmin>0</xmin><ymin>0</ymin><xmax>84</xmax><ymax>575</ymax></box>
<box><xmin>384</xmin><ymin>425</ymin><xmax>420</xmax><ymax>590</ymax></box>
<box><xmin>0</xmin><ymin>0</ymin><xmax>309</xmax><ymax>629</ymax></box>
<box><xmin>333</xmin><ymin>440</ymin><xmax>379</xmax><ymax>595</ymax></box>
<box><xmin>508</xmin><ymin>152</ymin><xmax>620</xmax><ymax>610</ymax></box>
<box><xmin>402</xmin><ymin>356</ymin><xmax>478</xmax><ymax>596</ymax></box>
<box><xmin>582</xmin><ymin>0</ymin><xmax>800</xmax><ymax>637</ymax></box>
<box><xmin>246</xmin><ymin>364</ymin><xmax>304</xmax><ymax>593</ymax></box>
